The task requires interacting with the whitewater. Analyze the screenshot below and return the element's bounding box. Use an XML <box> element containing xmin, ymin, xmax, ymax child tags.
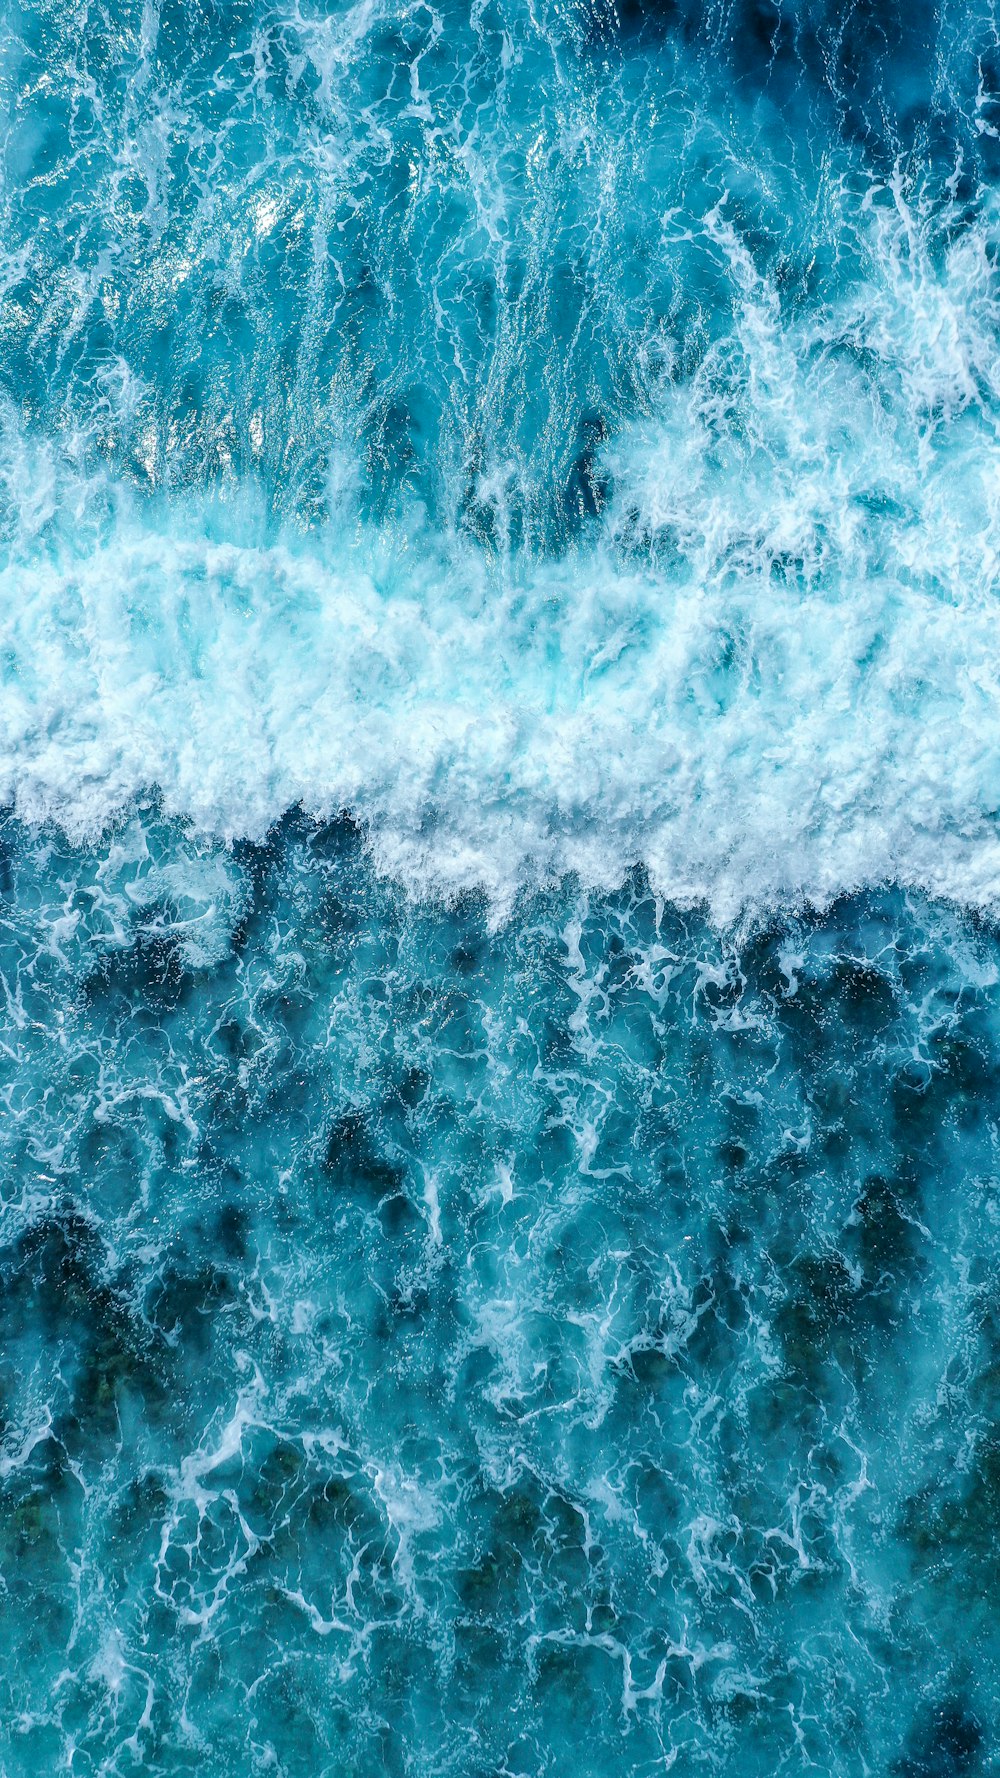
<box><xmin>5</xmin><ymin>0</ymin><xmax>1000</xmax><ymax>921</ymax></box>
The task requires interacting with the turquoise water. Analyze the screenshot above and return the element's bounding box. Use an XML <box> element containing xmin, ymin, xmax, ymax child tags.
<box><xmin>5</xmin><ymin>0</ymin><xmax>1000</xmax><ymax>1771</ymax></box>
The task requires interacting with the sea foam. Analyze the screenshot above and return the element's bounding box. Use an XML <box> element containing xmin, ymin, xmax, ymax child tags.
<box><xmin>4</xmin><ymin>179</ymin><xmax>1000</xmax><ymax>923</ymax></box>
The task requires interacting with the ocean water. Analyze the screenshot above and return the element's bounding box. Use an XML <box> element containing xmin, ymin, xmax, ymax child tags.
<box><xmin>4</xmin><ymin>0</ymin><xmax>1000</xmax><ymax>1771</ymax></box>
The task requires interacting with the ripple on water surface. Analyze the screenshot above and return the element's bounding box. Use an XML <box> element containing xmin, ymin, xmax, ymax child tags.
<box><xmin>0</xmin><ymin>808</ymin><xmax>996</xmax><ymax>1774</ymax></box>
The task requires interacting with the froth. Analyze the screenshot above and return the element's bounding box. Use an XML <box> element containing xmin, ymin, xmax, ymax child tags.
<box><xmin>4</xmin><ymin>183</ymin><xmax>1000</xmax><ymax>925</ymax></box>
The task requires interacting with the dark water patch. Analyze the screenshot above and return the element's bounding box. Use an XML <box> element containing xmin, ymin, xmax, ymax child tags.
<box><xmin>81</xmin><ymin>911</ymin><xmax>193</xmax><ymax>1017</ymax></box>
<box><xmin>322</xmin><ymin>1108</ymin><xmax>407</xmax><ymax>1200</ymax></box>
<box><xmin>1</xmin><ymin>1206</ymin><xmax>168</xmax><ymax>1448</ymax></box>
<box><xmin>591</xmin><ymin>0</ymin><xmax>972</xmax><ymax>166</ymax></box>
<box><xmin>895</xmin><ymin>1700</ymin><xmax>986</xmax><ymax>1776</ymax></box>
<box><xmin>144</xmin><ymin>1252</ymin><xmax>237</xmax><ymax>1357</ymax></box>
<box><xmin>563</xmin><ymin>410</ymin><xmax>612</xmax><ymax>536</ymax></box>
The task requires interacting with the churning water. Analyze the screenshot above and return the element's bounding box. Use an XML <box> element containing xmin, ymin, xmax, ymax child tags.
<box><xmin>3</xmin><ymin>0</ymin><xmax>1000</xmax><ymax>1770</ymax></box>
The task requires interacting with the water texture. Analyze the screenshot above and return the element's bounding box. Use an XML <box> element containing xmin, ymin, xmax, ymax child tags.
<box><xmin>3</xmin><ymin>0</ymin><xmax>1000</xmax><ymax>1771</ymax></box>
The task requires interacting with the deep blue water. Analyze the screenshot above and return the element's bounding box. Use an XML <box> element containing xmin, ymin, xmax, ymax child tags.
<box><xmin>4</xmin><ymin>0</ymin><xmax>1000</xmax><ymax>1772</ymax></box>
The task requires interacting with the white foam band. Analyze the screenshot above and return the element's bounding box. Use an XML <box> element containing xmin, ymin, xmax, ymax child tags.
<box><xmin>5</xmin><ymin>182</ymin><xmax>1000</xmax><ymax>923</ymax></box>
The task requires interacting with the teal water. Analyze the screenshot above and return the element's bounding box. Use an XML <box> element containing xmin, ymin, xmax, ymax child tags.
<box><xmin>5</xmin><ymin>809</ymin><xmax>1000</xmax><ymax>1775</ymax></box>
<box><xmin>5</xmin><ymin>0</ymin><xmax>1000</xmax><ymax>1771</ymax></box>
